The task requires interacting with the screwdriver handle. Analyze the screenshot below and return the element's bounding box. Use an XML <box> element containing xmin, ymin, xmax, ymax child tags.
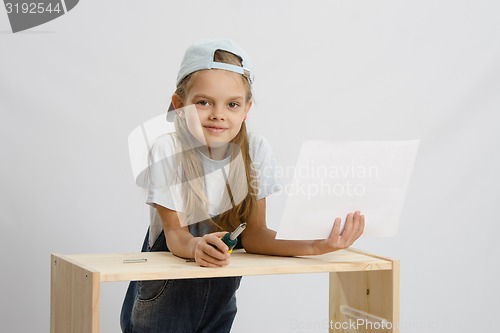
<box><xmin>221</xmin><ymin>232</ymin><xmax>238</xmax><ymax>254</ymax></box>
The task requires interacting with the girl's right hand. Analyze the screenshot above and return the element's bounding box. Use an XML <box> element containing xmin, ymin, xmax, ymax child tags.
<box><xmin>312</xmin><ymin>211</ymin><xmax>365</xmax><ymax>255</ymax></box>
<box><xmin>194</xmin><ymin>232</ymin><xmax>231</xmax><ymax>267</ymax></box>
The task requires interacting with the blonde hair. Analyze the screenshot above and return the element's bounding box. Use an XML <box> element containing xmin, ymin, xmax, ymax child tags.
<box><xmin>173</xmin><ymin>49</ymin><xmax>257</xmax><ymax>232</ymax></box>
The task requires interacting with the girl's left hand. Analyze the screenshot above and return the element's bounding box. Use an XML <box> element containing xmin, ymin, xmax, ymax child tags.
<box><xmin>313</xmin><ymin>210</ymin><xmax>365</xmax><ymax>254</ymax></box>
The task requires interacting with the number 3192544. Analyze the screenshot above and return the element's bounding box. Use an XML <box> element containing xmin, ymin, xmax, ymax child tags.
<box><xmin>5</xmin><ymin>2</ymin><xmax>62</xmax><ymax>14</ymax></box>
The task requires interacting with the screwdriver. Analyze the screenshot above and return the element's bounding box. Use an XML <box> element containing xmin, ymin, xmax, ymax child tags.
<box><xmin>221</xmin><ymin>222</ymin><xmax>247</xmax><ymax>254</ymax></box>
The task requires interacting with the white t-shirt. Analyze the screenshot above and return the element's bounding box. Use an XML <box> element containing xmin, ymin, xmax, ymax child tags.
<box><xmin>146</xmin><ymin>132</ymin><xmax>281</xmax><ymax>247</ymax></box>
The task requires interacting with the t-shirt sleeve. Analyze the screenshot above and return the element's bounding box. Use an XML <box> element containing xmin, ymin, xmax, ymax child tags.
<box><xmin>145</xmin><ymin>134</ymin><xmax>183</xmax><ymax>211</ymax></box>
<box><xmin>249</xmin><ymin>133</ymin><xmax>282</xmax><ymax>200</ymax></box>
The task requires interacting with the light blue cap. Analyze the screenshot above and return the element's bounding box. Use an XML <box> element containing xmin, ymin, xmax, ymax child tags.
<box><xmin>176</xmin><ymin>39</ymin><xmax>254</xmax><ymax>86</ymax></box>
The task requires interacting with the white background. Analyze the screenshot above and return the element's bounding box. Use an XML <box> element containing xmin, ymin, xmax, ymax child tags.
<box><xmin>1</xmin><ymin>1</ymin><xmax>499</xmax><ymax>332</ymax></box>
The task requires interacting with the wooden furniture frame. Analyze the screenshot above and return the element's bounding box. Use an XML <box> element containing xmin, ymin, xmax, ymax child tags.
<box><xmin>50</xmin><ymin>249</ymin><xmax>399</xmax><ymax>333</ymax></box>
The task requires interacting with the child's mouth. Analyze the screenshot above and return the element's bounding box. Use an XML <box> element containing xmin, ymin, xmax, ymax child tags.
<box><xmin>204</xmin><ymin>126</ymin><xmax>227</xmax><ymax>133</ymax></box>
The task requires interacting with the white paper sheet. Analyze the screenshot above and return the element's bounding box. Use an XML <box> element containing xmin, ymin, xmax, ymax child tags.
<box><xmin>276</xmin><ymin>140</ymin><xmax>419</xmax><ymax>239</ymax></box>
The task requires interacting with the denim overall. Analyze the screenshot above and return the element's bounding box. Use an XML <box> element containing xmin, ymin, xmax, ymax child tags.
<box><xmin>120</xmin><ymin>224</ymin><xmax>242</xmax><ymax>333</ymax></box>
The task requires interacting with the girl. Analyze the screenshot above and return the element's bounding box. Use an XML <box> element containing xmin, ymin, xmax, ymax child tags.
<box><xmin>120</xmin><ymin>39</ymin><xmax>364</xmax><ymax>333</ymax></box>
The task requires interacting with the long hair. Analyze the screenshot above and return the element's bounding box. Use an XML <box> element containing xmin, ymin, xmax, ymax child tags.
<box><xmin>172</xmin><ymin>50</ymin><xmax>257</xmax><ymax>232</ymax></box>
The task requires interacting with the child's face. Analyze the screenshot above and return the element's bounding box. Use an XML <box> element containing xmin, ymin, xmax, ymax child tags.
<box><xmin>180</xmin><ymin>69</ymin><xmax>251</xmax><ymax>148</ymax></box>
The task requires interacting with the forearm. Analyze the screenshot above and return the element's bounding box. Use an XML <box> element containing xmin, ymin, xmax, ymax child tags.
<box><xmin>165</xmin><ymin>228</ymin><xmax>200</xmax><ymax>259</ymax></box>
<box><xmin>242</xmin><ymin>227</ymin><xmax>322</xmax><ymax>257</ymax></box>
<box><xmin>243</xmin><ymin>211</ymin><xmax>364</xmax><ymax>256</ymax></box>
<box><xmin>155</xmin><ymin>204</ymin><xmax>231</xmax><ymax>266</ymax></box>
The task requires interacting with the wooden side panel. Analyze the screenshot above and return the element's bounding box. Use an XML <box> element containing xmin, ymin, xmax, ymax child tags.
<box><xmin>329</xmin><ymin>260</ymin><xmax>400</xmax><ymax>333</ymax></box>
<box><xmin>50</xmin><ymin>254</ymin><xmax>100</xmax><ymax>333</ymax></box>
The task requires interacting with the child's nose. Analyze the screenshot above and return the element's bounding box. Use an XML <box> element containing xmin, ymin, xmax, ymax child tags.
<box><xmin>210</xmin><ymin>105</ymin><xmax>226</xmax><ymax>120</ymax></box>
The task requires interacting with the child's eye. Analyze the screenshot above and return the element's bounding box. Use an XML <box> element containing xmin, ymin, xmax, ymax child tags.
<box><xmin>228</xmin><ymin>102</ymin><xmax>240</xmax><ymax>109</ymax></box>
<box><xmin>196</xmin><ymin>100</ymin><xmax>211</xmax><ymax>107</ymax></box>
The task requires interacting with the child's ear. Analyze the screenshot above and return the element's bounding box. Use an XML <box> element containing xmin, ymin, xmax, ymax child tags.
<box><xmin>171</xmin><ymin>94</ymin><xmax>184</xmax><ymax>109</ymax></box>
<box><xmin>245</xmin><ymin>99</ymin><xmax>253</xmax><ymax>113</ymax></box>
